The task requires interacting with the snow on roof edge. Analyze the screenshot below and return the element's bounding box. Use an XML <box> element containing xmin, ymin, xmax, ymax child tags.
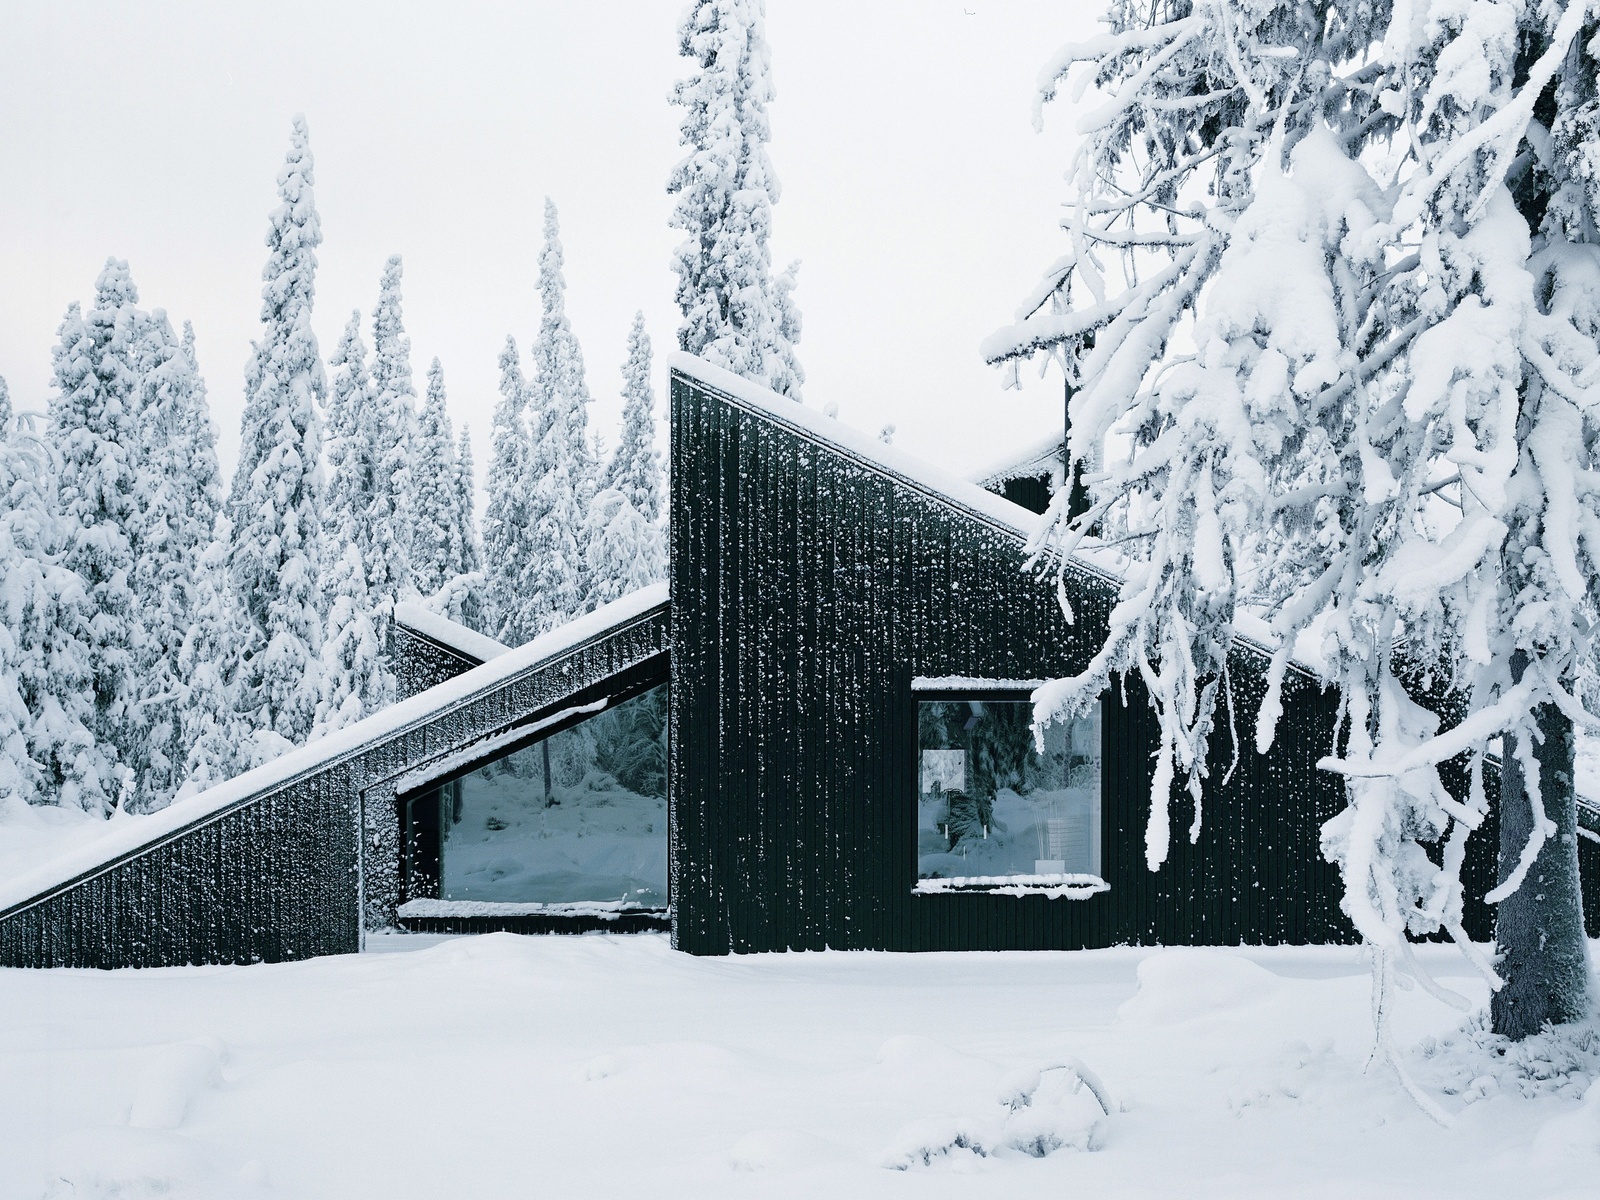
<box><xmin>0</xmin><ymin>583</ymin><xmax>670</xmax><ymax>917</ymax></box>
<box><xmin>670</xmin><ymin>355</ymin><xmax>1322</xmax><ymax>681</ymax></box>
<box><xmin>393</xmin><ymin>602</ymin><xmax>510</xmax><ymax>664</ymax></box>
<box><xmin>669</xmin><ymin>354</ymin><xmax>1057</xmax><ymax>547</ymax></box>
<box><xmin>968</xmin><ymin>430</ymin><xmax>1065</xmax><ymax>487</ymax></box>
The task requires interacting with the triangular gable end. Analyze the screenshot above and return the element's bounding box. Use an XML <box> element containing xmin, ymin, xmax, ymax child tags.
<box><xmin>668</xmin><ymin>357</ymin><xmax>1364</xmax><ymax>956</ymax></box>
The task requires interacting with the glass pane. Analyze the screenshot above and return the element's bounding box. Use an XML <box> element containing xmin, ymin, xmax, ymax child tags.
<box><xmin>437</xmin><ymin>684</ymin><xmax>668</xmax><ymax>905</ymax></box>
<box><xmin>916</xmin><ymin>698</ymin><xmax>1101</xmax><ymax>883</ymax></box>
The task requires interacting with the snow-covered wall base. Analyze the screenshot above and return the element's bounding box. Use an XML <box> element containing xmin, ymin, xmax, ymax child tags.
<box><xmin>0</xmin><ymin>587</ymin><xmax>669</xmax><ymax>969</ymax></box>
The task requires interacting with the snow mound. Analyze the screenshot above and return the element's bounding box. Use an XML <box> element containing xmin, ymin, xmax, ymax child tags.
<box><xmin>46</xmin><ymin>1127</ymin><xmax>211</xmax><ymax>1198</ymax></box>
<box><xmin>129</xmin><ymin>1040</ymin><xmax>225</xmax><ymax>1130</ymax></box>
<box><xmin>1117</xmin><ymin>948</ymin><xmax>1284</xmax><ymax>1024</ymax></box>
<box><xmin>878</xmin><ymin>1072</ymin><xmax>1106</xmax><ymax>1170</ymax></box>
<box><xmin>727</xmin><ymin>1128</ymin><xmax>844</xmax><ymax>1172</ymax></box>
<box><xmin>1534</xmin><ymin>1077</ymin><xmax>1600</xmax><ymax>1157</ymax></box>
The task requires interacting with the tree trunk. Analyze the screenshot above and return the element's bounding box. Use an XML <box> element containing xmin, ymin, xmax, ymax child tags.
<box><xmin>1491</xmin><ymin>658</ymin><xmax>1591</xmax><ymax>1040</ymax></box>
<box><xmin>542</xmin><ymin>739</ymin><xmax>554</xmax><ymax>807</ymax></box>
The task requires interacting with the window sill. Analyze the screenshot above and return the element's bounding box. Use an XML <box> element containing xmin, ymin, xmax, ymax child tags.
<box><xmin>397</xmin><ymin>899</ymin><xmax>666</xmax><ymax>920</ymax></box>
<box><xmin>913</xmin><ymin>874</ymin><xmax>1109</xmax><ymax>899</ymax></box>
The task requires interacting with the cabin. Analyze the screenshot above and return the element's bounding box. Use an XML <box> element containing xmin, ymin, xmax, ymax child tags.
<box><xmin>1</xmin><ymin>354</ymin><xmax>1596</xmax><ymax>967</ymax></box>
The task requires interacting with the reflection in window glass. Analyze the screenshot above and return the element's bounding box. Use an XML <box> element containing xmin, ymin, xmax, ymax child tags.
<box><xmin>436</xmin><ymin>684</ymin><xmax>668</xmax><ymax>906</ymax></box>
<box><xmin>916</xmin><ymin>698</ymin><xmax>1101</xmax><ymax>883</ymax></box>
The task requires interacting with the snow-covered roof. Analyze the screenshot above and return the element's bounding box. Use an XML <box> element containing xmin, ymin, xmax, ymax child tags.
<box><xmin>671</xmin><ymin>354</ymin><xmax>1324</xmax><ymax>678</ymax></box>
<box><xmin>670</xmin><ymin>355</ymin><xmax>1076</xmax><ymax>551</ymax></box>
<box><xmin>968</xmin><ymin>430</ymin><xmax>1065</xmax><ymax>489</ymax></box>
<box><xmin>393</xmin><ymin>603</ymin><xmax>510</xmax><ymax>663</ymax></box>
<box><xmin>0</xmin><ymin>583</ymin><xmax>670</xmax><ymax>917</ymax></box>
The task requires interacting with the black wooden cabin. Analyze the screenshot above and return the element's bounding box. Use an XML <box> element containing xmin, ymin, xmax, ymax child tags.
<box><xmin>2</xmin><ymin>353</ymin><xmax>1594</xmax><ymax>968</ymax></box>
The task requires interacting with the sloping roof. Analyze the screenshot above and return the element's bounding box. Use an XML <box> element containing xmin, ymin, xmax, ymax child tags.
<box><xmin>669</xmin><ymin>355</ymin><xmax>1316</xmax><ymax>676</ymax></box>
<box><xmin>968</xmin><ymin>430</ymin><xmax>1065</xmax><ymax>489</ymax></box>
<box><xmin>393</xmin><ymin>603</ymin><xmax>510</xmax><ymax>663</ymax></box>
<box><xmin>668</xmin><ymin>354</ymin><xmax>1077</xmax><ymax>551</ymax></box>
<box><xmin>0</xmin><ymin>584</ymin><xmax>669</xmax><ymax>917</ymax></box>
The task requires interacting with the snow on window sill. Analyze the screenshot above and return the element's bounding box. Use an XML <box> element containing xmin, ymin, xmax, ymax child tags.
<box><xmin>912</xmin><ymin>873</ymin><xmax>1109</xmax><ymax>900</ymax></box>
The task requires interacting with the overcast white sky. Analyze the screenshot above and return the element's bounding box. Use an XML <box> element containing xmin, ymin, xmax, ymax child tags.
<box><xmin>0</xmin><ymin>1</ymin><xmax>1094</xmax><ymax>493</ymax></box>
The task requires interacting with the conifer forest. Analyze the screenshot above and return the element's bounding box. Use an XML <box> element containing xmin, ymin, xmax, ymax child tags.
<box><xmin>3</xmin><ymin>2</ymin><xmax>1600</xmax><ymax>1196</ymax></box>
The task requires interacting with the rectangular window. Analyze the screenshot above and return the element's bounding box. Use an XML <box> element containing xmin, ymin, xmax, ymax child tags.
<box><xmin>914</xmin><ymin>690</ymin><xmax>1103</xmax><ymax>893</ymax></box>
<box><xmin>401</xmin><ymin>683</ymin><xmax>669</xmax><ymax>909</ymax></box>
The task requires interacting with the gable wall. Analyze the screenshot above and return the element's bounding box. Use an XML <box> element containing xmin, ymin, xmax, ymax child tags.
<box><xmin>391</xmin><ymin>625</ymin><xmax>484</xmax><ymax>699</ymax></box>
<box><xmin>669</xmin><ymin>371</ymin><xmax>1358</xmax><ymax>955</ymax></box>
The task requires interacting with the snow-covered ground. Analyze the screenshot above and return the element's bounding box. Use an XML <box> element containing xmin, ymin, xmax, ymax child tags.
<box><xmin>4</xmin><ymin>934</ymin><xmax>1597</xmax><ymax>1199</ymax></box>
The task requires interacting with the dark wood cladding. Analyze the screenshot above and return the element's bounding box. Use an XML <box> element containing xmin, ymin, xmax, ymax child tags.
<box><xmin>0</xmin><ymin>775</ymin><xmax>358</xmax><ymax>969</ymax></box>
<box><xmin>397</xmin><ymin>910</ymin><xmax>670</xmax><ymax>936</ymax></box>
<box><xmin>0</xmin><ymin>601</ymin><xmax>670</xmax><ymax>969</ymax></box>
<box><xmin>672</xmin><ymin>370</ymin><xmax>1375</xmax><ymax>954</ymax></box>
<box><xmin>391</xmin><ymin>625</ymin><xmax>486</xmax><ymax>699</ymax></box>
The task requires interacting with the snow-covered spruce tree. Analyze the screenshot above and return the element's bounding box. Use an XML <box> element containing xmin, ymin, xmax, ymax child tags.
<box><xmin>315</xmin><ymin>306</ymin><xmax>400</xmax><ymax>727</ymax></box>
<box><xmin>176</xmin><ymin>516</ymin><xmax>248</xmax><ymax>795</ymax></box>
<box><xmin>367</xmin><ymin>256</ymin><xmax>418</xmax><ymax>612</ymax></box>
<box><xmin>323</xmin><ymin>311</ymin><xmax>377</xmax><ymax>570</ymax></box>
<box><xmin>315</xmin><ymin>539</ymin><xmax>386</xmax><ymax>735</ymax></box>
<box><xmin>0</xmin><ymin>411</ymin><xmax>103</xmax><ymax>809</ymax></box>
<box><xmin>587</xmin><ymin>312</ymin><xmax>667</xmax><ymax>607</ymax></box>
<box><xmin>585</xmin><ymin>488</ymin><xmax>666</xmax><ymax>610</ymax></box>
<box><xmin>525</xmin><ymin>199</ymin><xmax>596</xmax><ymax>630</ymax></box>
<box><xmin>482</xmin><ymin>336</ymin><xmax>534</xmax><ymax>643</ymax></box>
<box><xmin>604</xmin><ymin>311</ymin><xmax>665</xmax><ymax>524</ymax></box>
<box><xmin>227</xmin><ymin>115</ymin><xmax>326</xmax><ymax>754</ymax></box>
<box><xmin>411</xmin><ymin>358</ymin><xmax>459</xmax><ymax>598</ymax></box>
<box><xmin>126</xmin><ymin>310</ymin><xmax>224</xmax><ymax>810</ymax></box>
<box><xmin>668</xmin><ymin>0</ymin><xmax>803</xmax><ymax>399</ymax></box>
<box><xmin>986</xmin><ymin>1</ymin><xmax>1600</xmax><ymax>1053</ymax></box>
<box><xmin>427</xmin><ymin>422</ymin><xmax>487</xmax><ymax>633</ymax></box>
<box><xmin>451</xmin><ymin>423</ymin><xmax>480</xmax><ymax>579</ymax></box>
<box><xmin>47</xmin><ymin>261</ymin><xmax>146</xmax><ymax>813</ymax></box>
<box><xmin>170</xmin><ymin>325</ymin><xmax>248</xmax><ymax>795</ymax></box>
<box><xmin>0</xmin><ymin>375</ymin><xmax>9</xmax><ymax>426</ymax></box>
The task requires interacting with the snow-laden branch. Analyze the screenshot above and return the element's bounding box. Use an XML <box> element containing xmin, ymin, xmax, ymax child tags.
<box><xmin>1000</xmin><ymin>0</ymin><xmax>1600</xmax><ymax>1065</ymax></box>
<box><xmin>1395</xmin><ymin>0</ymin><xmax>1596</xmax><ymax>227</ymax></box>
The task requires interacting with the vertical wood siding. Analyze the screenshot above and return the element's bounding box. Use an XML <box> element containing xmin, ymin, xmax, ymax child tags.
<box><xmin>668</xmin><ymin>371</ymin><xmax>1520</xmax><ymax>955</ymax></box>
<box><xmin>0</xmin><ymin>605</ymin><xmax>669</xmax><ymax>969</ymax></box>
<box><xmin>391</xmin><ymin>626</ymin><xmax>486</xmax><ymax>699</ymax></box>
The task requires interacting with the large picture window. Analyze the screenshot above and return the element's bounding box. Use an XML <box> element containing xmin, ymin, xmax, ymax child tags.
<box><xmin>399</xmin><ymin>683</ymin><xmax>668</xmax><ymax>909</ymax></box>
<box><xmin>914</xmin><ymin>686</ymin><xmax>1103</xmax><ymax>895</ymax></box>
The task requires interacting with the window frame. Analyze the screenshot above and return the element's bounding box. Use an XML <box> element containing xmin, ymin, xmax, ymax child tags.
<box><xmin>909</xmin><ymin>679</ymin><xmax>1109</xmax><ymax>899</ymax></box>
<box><xmin>393</xmin><ymin>674</ymin><xmax>670</xmax><ymax>914</ymax></box>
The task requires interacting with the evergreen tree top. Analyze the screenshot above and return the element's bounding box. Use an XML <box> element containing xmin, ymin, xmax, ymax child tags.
<box><xmin>327</xmin><ymin>310</ymin><xmax>371</xmax><ymax>440</ymax></box>
<box><xmin>496</xmin><ymin>335</ymin><xmax>526</xmax><ymax>414</ymax></box>
<box><xmin>371</xmin><ymin>255</ymin><xmax>415</xmax><ymax>410</ymax></box>
<box><xmin>259</xmin><ymin>114</ymin><xmax>322</xmax><ymax>330</ymax></box>
<box><xmin>418</xmin><ymin>357</ymin><xmax>454</xmax><ymax>454</ymax></box>
<box><xmin>539</xmin><ymin>199</ymin><xmax>568</xmax><ymax>331</ymax></box>
<box><xmin>606</xmin><ymin>310</ymin><xmax>663</xmax><ymax>524</ymax></box>
<box><xmin>667</xmin><ymin>0</ymin><xmax>802</xmax><ymax>400</ymax></box>
<box><xmin>95</xmin><ymin>257</ymin><xmax>140</xmax><ymax>310</ymax></box>
<box><xmin>532</xmin><ymin>200</ymin><xmax>593</xmax><ymax>461</ymax></box>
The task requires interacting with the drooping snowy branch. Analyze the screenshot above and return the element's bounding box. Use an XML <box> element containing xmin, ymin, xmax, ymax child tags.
<box><xmin>995</xmin><ymin>0</ymin><xmax>1600</xmax><ymax>1043</ymax></box>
